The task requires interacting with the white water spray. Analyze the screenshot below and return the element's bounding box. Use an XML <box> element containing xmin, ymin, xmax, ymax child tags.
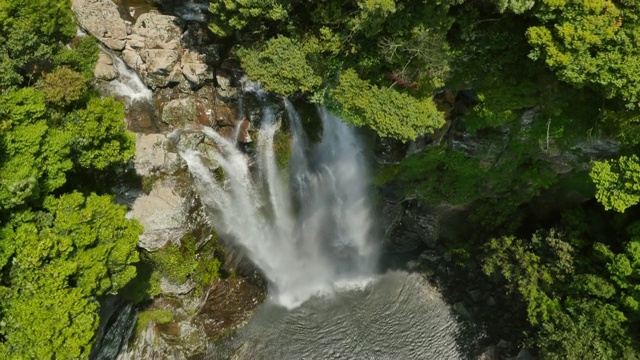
<box><xmin>179</xmin><ymin>91</ymin><xmax>377</xmax><ymax>308</ymax></box>
<box><xmin>102</xmin><ymin>51</ymin><xmax>152</xmax><ymax>104</ymax></box>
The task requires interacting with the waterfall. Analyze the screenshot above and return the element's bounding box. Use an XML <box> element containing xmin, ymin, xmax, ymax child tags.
<box><xmin>174</xmin><ymin>2</ymin><xmax>209</xmax><ymax>22</ymax></box>
<box><xmin>178</xmin><ymin>94</ymin><xmax>378</xmax><ymax>308</ymax></box>
<box><xmin>102</xmin><ymin>50</ymin><xmax>152</xmax><ymax>103</ymax></box>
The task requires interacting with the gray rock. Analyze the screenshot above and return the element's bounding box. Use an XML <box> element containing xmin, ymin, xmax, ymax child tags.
<box><xmin>160</xmin><ymin>277</ymin><xmax>197</xmax><ymax>296</ymax></box>
<box><xmin>134</xmin><ymin>134</ymin><xmax>180</xmax><ymax>177</ymax></box>
<box><xmin>468</xmin><ymin>289</ymin><xmax>482</xmax><ymax>302</ymax></box>
<box><xmin>162</xmin><ymin>98</ymin><xmax>201</xmax><ymax>127</ymax></box>
<box><xmin>132</xmin><ymin>12</ymin><xmax>182</xmax><ymax>50</ymax></box>
<box><xmin>478</xmin><ymin>345</ymin><xmax>500</xmax><ymax>360</ymax></box>
<box><xmin>116</xmin><ymin>320</ymin><xmax>188</xmax><ymax>360</ymax></box>
<box><xmin>74</xmin><ymin>0</ymin><xmax>226</xmax><ymax>92</ymax></box>
<box><xmin>382</xmin><ymin>199</ymin><xmax>448</xmax><ymax>252</ymax></box>
<box><xmin>181</xmin><ymin>49</ymin><xmax>212</xmax><ymax>87</ymax></box>
<box><xmin>216</xmin><ymin>71</ymin><xmax>239</xmax><ymax>100</ymax></box>
<box><xmin>126</xmin><ymin>34</ymin><xmax>146</xmax><ymax>50</ymax></box>
<box><xmin>121</xmin><ymin>48</ymin><xmax>144</xmax><ymax>69</ymax></box>
<box><xmin>140</xmin><ymin>48</ymin><xmax>180</xmax><ymax>75</ymax></box>
<box><xmin>516</xmin><ymin>348</ymin><xmax>535</xmax><ymax>360</ymax></box>
<box><xmin>128</xmin><ymin>179</ymin><xmax>189</xmax><ymax>251</ymax></box>
<box><xmin>453</xmin><ymin>302</ymin><xmax>471</xmax><ymax>320</ymax></box>
<box><xmin>72</xmin><ymin>0</ymin><xmax>128</xmax><ymax>50</ymax></box>
<box><xmin>94</xmin><ymin>51</ymin><xmax>119</xmax><ymax>81</ymax></box>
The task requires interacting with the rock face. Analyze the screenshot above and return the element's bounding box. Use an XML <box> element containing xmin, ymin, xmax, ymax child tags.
<box><xmin>133</xmin><ymin>133</ymin><xmax>180</xmax><ymax>177</ymax></box>
<box><xmin>116</xmin><ymin>279</ymin><xmax>264</xmax><ymax>360</ymax></box>
<box><xmin>127</xmin><ymin>133</ymin><xmax>208</xmax><ymax>252</ymax></box>
<box><xmin>94</xmin><ymin>51</ymin><xmax>119</xmax><ymax>81</ymax></box>
<box><xmin>76</xmin><ymin>2</ymin><xmax>267</xmax><ymax>358</ymax></box>
<box><xmin>128</xmin><ymin>179</ymin><xmax>189</xmax><ymax>251</ymax></box>
<box><xmin>382</xmin><ymin>199</ymin><xmax>440</xmax><ymax>252</ymax></box>
<box><xmin>161</xmin><ymin>97</ymin><xmax>214</xmax><ymax>128</ymax></box>
<box><xmin>75</xmin><ymin>1</ymin><xmax>218</xmax><ymax>89</ymax></box>
<box><xmin>72</xmin><ymin>0</ymin><xmax>128</xmax><ymax>50</ymax></box>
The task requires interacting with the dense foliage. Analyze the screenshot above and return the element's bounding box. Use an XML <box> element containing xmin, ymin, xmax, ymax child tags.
<box><xmin>207</xmin><ymin>0</ymin><xmax>640</xmax><ymax>355</ymax></box>
<box><xmin>245</xmin><ymin>0</ymin><xmax>640</xmax><ymax>359</ymax></box>
<box><xmin>0</xmin><ymin>0</ymin><xmax>142</xmax><ymax>358</ymax></box>
<box><xmin>329</xmin><ymin>69</ymin><xmax>443</xmax><ymax>141</ymax></box>
<box><xmin>4</xmin><ymin>0</ymin><xmax>640</xmax><ymax>357</ymax></box>
<box><xmin>210</xmin><ymin>0</ymin><xmax>456</xmax><ymax>140</ymax></box>
<box><xmin>0</xmin><ymin>193</ymin><xmax>141</xmax><ymax>358</ymax></box>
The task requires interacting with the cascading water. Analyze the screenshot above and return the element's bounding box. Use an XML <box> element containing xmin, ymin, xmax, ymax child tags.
<box><xmin>179</xmin><ymin>92</ymin><xmax>377</xmax><ymax>308</ymax></box>
<box><xmin>178</xmin><ymin>85</ymin><xmax>466</xmax><ymax>359</ymax></box>
<box><xmin>101</xmin><ymin>49</ymin><xmax>153</xmax><ymax>104</ymax></box>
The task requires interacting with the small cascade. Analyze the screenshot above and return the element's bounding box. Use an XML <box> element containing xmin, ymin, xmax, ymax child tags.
<box><xmin>178</xmin><ymin>89</ymin><xmax>378</xmax><ymax>308</ymax></box>
<box><xmin>174</xmin><ymin>2</ymin><xmax>209</xmax><ymax>22</ymax></box>
<box><xmin>102</xmin><ymin>49</ymin><xmax>152</xmax><ymax>103</ymax></box>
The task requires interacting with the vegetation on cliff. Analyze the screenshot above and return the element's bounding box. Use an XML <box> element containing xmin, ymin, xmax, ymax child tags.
<box><xmin>2</xmin><ymin>0</ymin><xmax>640</xmax><ymax>358</ymax></box>
<box><xmin>206</xmin><ymin>0</ymin><xmax>639</xmax><ymax>357</ymax></box>
<box><xmin>0</xmin><ymin>0</ymin><xmax>142</xmax><ymax>357</ymax></box>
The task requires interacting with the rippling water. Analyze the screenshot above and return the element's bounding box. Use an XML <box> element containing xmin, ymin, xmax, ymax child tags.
<box><xmin>205</xmin><ymin>271</ymin><xmax>464</xmax><ymax>359</ymax></box>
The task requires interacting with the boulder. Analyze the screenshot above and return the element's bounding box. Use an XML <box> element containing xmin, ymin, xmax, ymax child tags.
<box><xmin>382</xmin><ymin>198</ymin><xmax>443</xmax><ymax>252</ymax></box>
<box><xmin>94</xmin><ymin>51</ymin><xmax>118</xmax><ymax>81</ymax></box>
<box><xmin>72</xmin><ymin>0</ymin><xmax>128</xmax><ymax>51</ymax></box>
<box><xmin>132</xmin><ymin>12</ymin><xmax>182</xmax><ymax>50</ymax></box>
<box><xmin>122</xmin><ymin>48</ymin><xmax>144</xmax><ymax>69</ymax></box>
<box><xmin>213</xmin><ymin>103</ymin><xmax>238</xmax><ymax>127</ymax></box>
<box><xmin>160</xmin><ymin>278</ymin><xmax>197</xmax><ymax>296</ymax></box>
<box><xmin>75</xmin><ymin>1</ymin><xmax>221</xmax><ymax>90</ymax></box>
<box><xmin>181</xmin><ymin>49</ymin><xmax>211</xmax><ymax>87</ymax></box>
<box><xmin>134</xmin><ymin>134</ymin><xmax>180</xmax><ymax>177</ymax></box>
<box><xmin>478</xmin><ymin>346</ymin><xmax>500</xmax><ymax>360</ymax></box>
<box><xmin>515</xmin><ymin>349</ymin><xmax>536</xmax><ymax>360</ymax></box>
<box><xmin>162</xmin><ymin>98</ymin><xmax>199</xmax><ymax>127</ymax></box>
<box><xmin>128</xmin><ymin>179</ymin><xmax>189</xmax><ymax>251</ymax></box>
<box><xmin>140</xmin><ymin>48</ymin><xmax>180</xmax><ymax>75</ymax></box>
<box><xmin>237</xmin><ymin>118</ymin><xmax>252</xmax><ymax>143</ymax></box>
<box><xmin>162</xmin><ymin>97</ymin><xmax>214</xmax><ymax>128</ymax></box>
<box><xmin>126</xmin><ymin>34</ymin><xmax>146</xmax><ymax>50</ymax></box>
<box><xmin>216</xmin><ymin>71</ymin><xmax>238</xmax><ymax>100</ymax></box>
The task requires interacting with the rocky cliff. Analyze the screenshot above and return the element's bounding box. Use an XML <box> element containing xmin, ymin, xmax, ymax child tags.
<box><xmin>72</xmin><ymin>1</ymin><xmax>267</xmax><ymax>358</ymax></box>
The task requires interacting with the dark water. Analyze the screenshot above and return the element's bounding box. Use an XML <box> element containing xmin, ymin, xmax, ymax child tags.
<box><xmin>205</xmin><ymin>271</ymin><xmax>464</xmax><ymax>359</ymax></box>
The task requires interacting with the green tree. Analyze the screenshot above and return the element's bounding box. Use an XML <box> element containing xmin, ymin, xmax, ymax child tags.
<box><xmin>0</xmin><ymin>192</ymin><xmax>142</xmax><ymax>358</ymax></box>
<box><xmin>484</xmin><ymin>227</ymin><xmax>640</xmax><ymax>359</ymax></box>
<box><xmin>0</xmin><ymin>0</ymin><xmax>76</xmax><ymax>90</ymax></box>
<box><xmin>210</xmin><ymin>0</ymin><xmax>458</xmax><ymax>141</ymax></box>
<box><xmin>65</xmin><ymin>96</ymin><xmax>135</xmax><ymax>170</ymax></box>
<box><xmin>40</xmin><ymin>66</ymin><xmax>87</xmax><ymax>107</ymax></box>
<box><xmin>590</xmin><ymin>155</ymin><xmax>640</xmax><ymax>213</ymax></box>
<box><xmin>53</xmin><ymin>36</ymin><xmax>100</xmax><ymax>79</ymax></box>
<box><xmin>329</xmin><ymin>69</ymin><xmax>444</xmax><ymax>140</ymax></box>
<box><xmin>237</xmin><ymin>35</ymin><xmax>322</xmax><ymax>96</ymax></box>
<box><xmin>208</xmin><ymin>0</ymin><xmax>291</xmax><ymax>37</ymax></box>
<box><xmin>0</xmin><ymin>87</ymin><xmax>72</xmax><ymax>210</ymax></box>
<box><xmin>484</xmin><ymin>229</ymin><xmax>575</xmax><ymax>325</ymax></box>
<box><xmin>527</xmin><ymin>0</ymin><xmax>640</xmax><ymax>107</ymax></box>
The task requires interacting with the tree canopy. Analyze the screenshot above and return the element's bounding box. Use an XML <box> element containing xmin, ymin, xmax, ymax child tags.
<box><xmin>0</xmin><ymin>1</ymin><xmax>142</xmax><ymax>358</ymax></box>
<box><xmin>0</xmin><ymin>193</ymin><xmax>141</xmax><ymax>358</ymax></box>
<box><xmin>210</xmin><ymin>0</ymin><xmax>457</xmax><ymax>140</ymax></box>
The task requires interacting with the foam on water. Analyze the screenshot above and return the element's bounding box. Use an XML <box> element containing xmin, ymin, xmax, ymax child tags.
<box><xmin>103</xmin><ymin>51</ymin><xmax>152</xmax><ymax>104</ymax></box>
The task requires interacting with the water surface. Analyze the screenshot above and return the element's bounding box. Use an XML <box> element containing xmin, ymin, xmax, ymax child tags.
<box><xmin>208</xmin><ymin>271</ymin><xmax>463</xmax><ymax>360</ymax></box>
